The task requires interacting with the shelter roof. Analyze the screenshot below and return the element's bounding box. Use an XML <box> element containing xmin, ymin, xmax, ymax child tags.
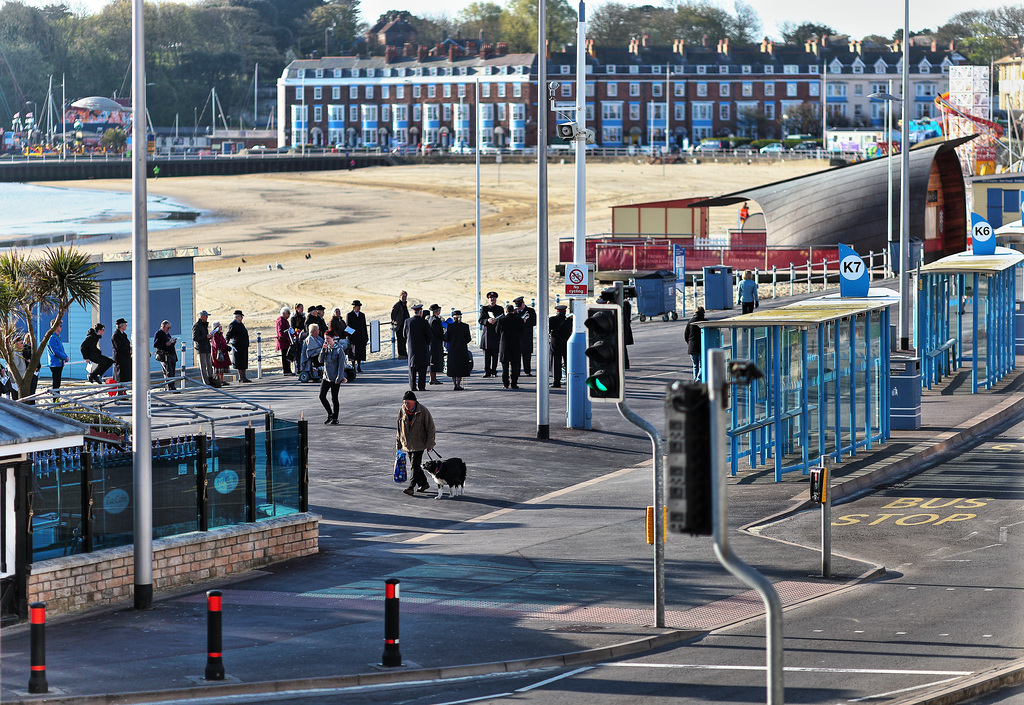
<box><xmin>0</xmin><ymin>397</ymin><xmax>88</xmax><ymax>458</ymax></box>
<box><xmin>700</xmin><ymin>299</ymin><xmax>892</xmax><ymax>329</ymax></box>
<box><xmin>918</xmin><ymin>247</ymin><xmax>1024</xmax><ymax>274</ymax></box>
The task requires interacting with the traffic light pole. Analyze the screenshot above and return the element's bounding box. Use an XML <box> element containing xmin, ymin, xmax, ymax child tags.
<box><xmin>616</xmin><ymin>401</ymin><xmax>665</xmax><ymax>628</ymax></box>
<box><xmin>707</xmin><ymin>349</ymin><xmax>784</xmax><ymax>705</ymax></box>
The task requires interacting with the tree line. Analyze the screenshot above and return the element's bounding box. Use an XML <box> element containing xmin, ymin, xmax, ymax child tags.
<box><xmin>1</xmin><ymin>0</ymin><xmax>1022</xmax><ymax>129</ymax></box>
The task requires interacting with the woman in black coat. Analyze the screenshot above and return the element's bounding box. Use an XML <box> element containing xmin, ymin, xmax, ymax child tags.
<box><xmin>496</xmin><ymin>304</ymin><xmax>523</xmax><ymax>389</ymax></box>
<box><xmin>444</xmin><ymin>310</ymin><xmax>472</xmax><ymax>391</ymax></box>
<box><xmin>345</xmin><ymin>301</ymin><xmax>368</xmax><ymax>371</ymax></box>
<box><xmin>427</xmin><ymin>304</ymin><xmax>446</xmax><ymax>385</ymax></box>
<box><xmin>684</xmin><ymin>306</ymin><xmax>706</xmax><ymax>381</ymax></box>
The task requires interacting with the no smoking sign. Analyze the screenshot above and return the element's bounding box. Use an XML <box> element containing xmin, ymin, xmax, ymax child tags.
<box><xmin>565</xmin><ymin>264</ymin><xmax>588</xmax><ymax>297</ymax></box>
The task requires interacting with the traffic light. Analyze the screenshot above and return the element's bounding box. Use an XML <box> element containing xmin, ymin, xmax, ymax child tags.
<box><xmin>665</xmin><ymin>380</ymin><xmax>713</xmax><ymax>536</ymax></box>
<box><xmin>584</xmin><ymin>303</ymin><xmax>624</xmax><ymax>402</ymax></box>
<box><xmin>809</xmin><ymin>464</ymin><xmax>828</xmax><ymax>504</ymax></box>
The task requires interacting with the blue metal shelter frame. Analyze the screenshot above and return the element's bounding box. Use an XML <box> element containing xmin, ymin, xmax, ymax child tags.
<box><xmin>700</xmin><ymin>295</ymin><xmax>892</xmax><ymax>481</ymax></box>
<box><xmin>916</xmin><ymin>248</ymin><xmax>1023</xmax><ymax>393</ymax></box>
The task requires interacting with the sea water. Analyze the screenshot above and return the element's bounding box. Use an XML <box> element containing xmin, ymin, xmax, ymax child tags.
<box><xmin>0</xmin><ymin>183</ymin><xmax>198</xmax><ymax>240</ymax></box>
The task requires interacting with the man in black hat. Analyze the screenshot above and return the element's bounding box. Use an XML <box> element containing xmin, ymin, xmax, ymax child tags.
<box><xmin>193</xmin><ymin>310</ymin><xmax>217</xmax><ymax>386</ymax></box>
<box><xmin>549</xmin><ymin>304</ymin><xmax>572</xmax><ymax>388</ymax></box>
<box><xmin>391</xmin><ymin>291</ymin><xmax>410</xmax><ymax>359</ymax></box>
<box><xmin>397</xmin><ymin>390</ymin><xmax>435</xmax><ymax>496</ymax></box>
<box><xmin>312</xmin><ymin>305</ymin><xmax>328</xmax><ymax>335</ymax></box>
<box><xmin>512</xmin><ymin>295</ymin><xmax>537</xmax><ymax>376</ymax></box>
<box><xmin>427</xmin><ymin>303</ymin><xmax>445</xmax><ymax>385</ymax></box>
<box><xmin>111</xmin><ymin>317</ymin><xmax>132</xmax><ymax>388</ymax></box>
<box><xmin>404</xmin><ymin>302</ymin><xmax>432</xmax><ymax>391</ymax></box>
<box><xmin>226</xmin><ymin>310</ymin><xmax>251</xmax><ymax>383</ymax></box>
<box><xmin>346</xmin><ymin>300</ymin><xmax>368</xmax><ymax>372</ymax></box>
<box><xmin>478</xmin><ymin>291</ymin><xmax>503</xmax><ymax>377</ymax></box>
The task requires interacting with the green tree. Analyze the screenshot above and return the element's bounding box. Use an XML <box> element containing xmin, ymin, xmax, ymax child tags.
<box><xmin>0</xmin><ymin>248</ymin><xmax>99</xmax><ymax>400</ymax></box>
<box><xmin>100</xmin><ymin>127</ymin><xmax>126</xmax><ymax>151</ymax></box>
<box><xmin>297</xmin><ymin>0</ymin><xmax>365</xmax><ymax>55</ymax></box>
<box><xmin>500</xmin><ymin>0</ymin><xmax>576</xmax><ymax>53</ymax></box>
<box><xmin>458</xmin><ymin>1</ymin><xmax>504</xmax><ymax>43</ymax></box>
<box><xmin>779</xmin><ymin>21</ymin><xmax>836</xmax><ymax>45</ymax></box>
<box><xmin>588</xmin><ymin>3</ymin><xmax>676</xmax><ymax>46</ymax></box>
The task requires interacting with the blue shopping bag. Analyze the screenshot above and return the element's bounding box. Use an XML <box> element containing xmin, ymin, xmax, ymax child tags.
<box><xmin>393</xmin><ymin>450</ymin><xmax>407</xmax><ymax>483</ymax></box>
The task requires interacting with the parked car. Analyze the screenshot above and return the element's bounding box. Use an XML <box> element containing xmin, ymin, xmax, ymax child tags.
<box><xmin>478</xmin><ymin>142</ymin><xmax>505</xmax><ymax>155</ymax></box>
<box><xmin>449</xmin><ymin>143</ymin><xmax>475</xmax><ymax>155</ymax></box>
<box><xmin>790</xmin><ymin>141</ymin><xmax>823</xmax><ymax>154</ymax></box>
<box><xmin>391</xmin><ymin>144</ymin><xmax>417</xmax><ymax>155</ymax></box>
<box><xmin>688</xmin><ymin>140</ymin><xmax>725</xmax><ymax>153</ymax></box>
<box><xmin>759</xmin><ymin>142</ymin><xmax>786</xmax><ymax>154</ymax></box>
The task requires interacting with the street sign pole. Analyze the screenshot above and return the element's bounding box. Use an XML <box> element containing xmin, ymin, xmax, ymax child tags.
<box><xmin>536</xmin><ymin>0</ymin><xmax>550</xmax><ymax>441</ymax></box>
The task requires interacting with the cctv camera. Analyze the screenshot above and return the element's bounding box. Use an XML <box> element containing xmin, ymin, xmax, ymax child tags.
<box><xmin>728</xmin><ymin>359</ymin><xmax>764</xmax><ymax>385</ymax></box>
<box><xmin>555</xmin><ymin>122</ymin><xmax>577</xmax><ymax>141</ymax></box>
<box><xmin>548</xmin><ymin>81</ymin><xmax>561</xmax><ymax>91</ymax></box>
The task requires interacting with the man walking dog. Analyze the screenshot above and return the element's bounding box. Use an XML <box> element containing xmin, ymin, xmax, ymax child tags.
<box><xmin>397</xmin><ymin>390</ymin><xmax>435</xmax><ymax>496</ymax></box>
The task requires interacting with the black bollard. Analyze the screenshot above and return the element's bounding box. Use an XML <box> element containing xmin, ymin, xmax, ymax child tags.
<box><xmin>28</xmin><ymin>602</ymin><xmax>48</xmax><ymax>694</ymax></box>
<box><xmin>205</xmin><ymin>590</ymin><xmax>225</xmax><ymax>680</ymax></box>
<box><xmin>380</xmin><ymin>579</ymin><xmax>403</xmax><ymax>667</ymax></box>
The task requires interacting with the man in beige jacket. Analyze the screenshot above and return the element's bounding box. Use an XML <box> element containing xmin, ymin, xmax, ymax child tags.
<box><xmin>397</xmin><ymin>390</ymin><xmax>436</xmax><ymax>496</ymax></box>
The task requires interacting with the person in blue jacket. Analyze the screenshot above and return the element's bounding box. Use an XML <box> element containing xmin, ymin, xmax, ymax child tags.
<box><xmin>46</xmin><ymin>319</ymin><xmax>69</xmax><ymax>389</ymax></box>
<box><xmin>738</xmin><ymin>270</ymin><xmax>759</xmax><ymax>315</ymax></box>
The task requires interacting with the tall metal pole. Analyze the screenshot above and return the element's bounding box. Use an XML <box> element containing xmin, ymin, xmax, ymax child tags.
<box><xmin>887</xmin><ymin>80</ymin><xmax>894</xmax><ymax>276</ymax></box>
<box><xmin>254</xmin><ymin>63</ymin><xmax>258</xmax><ymax>130</ymax></box>
<box><xmin>536</xmin><ymin>0</ymin><xmax>550</xmax><ymax>440</ymax></box>
<box><xmin>899</xmin><ymin>11</ymin><xmax>912</xmax><ymax>351</ymax></box>
<box><xmin>566</xmin><ymin>1</ymin><xmax>589</xmax><ymax>429</ymax></box>
<box><xmin>708</xmin><ymin>349</ymin><xmax>784</xmax><ymax>704</ymax></box>
<box><xmin>130</xmin><ymin>0</ymin><xmax>153</xmax><ymax>611</ymax></box>
<box><xmin>475</xmin><ymin>78</ymin><xmax>482</xmax><ymax>333</ymax></box>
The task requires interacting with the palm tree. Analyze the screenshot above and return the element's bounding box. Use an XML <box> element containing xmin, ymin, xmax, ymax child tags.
<box><xmin>0</xmin><ymin>247</ymin><xmax>100</xmax><ymax>399</ymax></box>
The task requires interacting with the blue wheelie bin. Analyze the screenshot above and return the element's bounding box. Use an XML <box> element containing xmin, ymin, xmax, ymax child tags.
<box><xmin>703</xmin><ymin>265</ymin><xmax>734</xmax><ymax>310</ymax></box>
<box><xmin>632</xmin><ymin>270</ymin><xmax>678</xmax><ymax>322</ymax></box>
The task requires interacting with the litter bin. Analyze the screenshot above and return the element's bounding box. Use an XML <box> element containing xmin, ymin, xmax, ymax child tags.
<box><xmin>1016</xmin><ymin>301</ymin><xmax>1024</xmax><ymax>355</ymax></box>
<box><xmin>703</xmin><ymin>266</ymin><xmax>734</xmax><ymax>310</ymax></box>
<box><xmin>632</xmin><ymin>270</ymin><xmax>678</xmax><ymax>322</ymax></box>
<box><xmin>890</xmin><ymin>356</ymin><xmax>921</xmax><ymax>430</ymax></box>
<box><xmin>888</xmin><ymin>238</ymin><xmax>925</xmax><ymax>274</ymax></box>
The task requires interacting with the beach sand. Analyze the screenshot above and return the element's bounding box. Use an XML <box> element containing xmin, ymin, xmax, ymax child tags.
<box><xmin>47</xmin><ymin>159</ymin><xmax>825</xmax><ymax>333</ymax></box>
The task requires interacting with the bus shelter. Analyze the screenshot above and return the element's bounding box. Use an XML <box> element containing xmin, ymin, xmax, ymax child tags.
<box><xmin>700</xmin><ymin>296</ymin><xmax>892</xmax><ymax>481</ymax></box>
<box><xmin>916</xmin><ymin>247</ymin><xmax>1023</xmax><ymax>393</ymax></box>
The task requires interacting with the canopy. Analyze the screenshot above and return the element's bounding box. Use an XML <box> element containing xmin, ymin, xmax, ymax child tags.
<box><xmin>70</xmin><ymin>97</ymin><xmax>129</xmax><ymax>112</ymax></box>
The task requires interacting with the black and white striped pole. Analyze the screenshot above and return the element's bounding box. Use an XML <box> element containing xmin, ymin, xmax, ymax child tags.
<box><xmin>380</xmin><ymin>579</ymin><xmax>402</xmax><ymax>667</ymax></box>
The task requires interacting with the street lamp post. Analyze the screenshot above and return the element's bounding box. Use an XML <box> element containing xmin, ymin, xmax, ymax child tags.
<box><xmin>899</xmin><ymin>0</ymin><xmax>911</xmax><ymax>350</ymax></box>
<box><xmin>868</xmin><ymin>84</ymin><xmax>901</xmax><ymax>279</ymax></box>
<box><xmin>325</xmin><ymin>26</ymin><xmax>334</xmax><ymax>57</ymax></box>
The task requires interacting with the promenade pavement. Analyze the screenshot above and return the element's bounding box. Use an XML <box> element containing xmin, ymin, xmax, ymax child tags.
<box><xmin>3</xmin><ymin>287</ymin><xmax>1024</xmax><ymax>705</ymax></box>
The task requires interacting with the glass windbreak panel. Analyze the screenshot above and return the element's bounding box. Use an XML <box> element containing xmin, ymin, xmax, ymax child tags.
<box><xmin>821</xmin><ymin>322</ymin><xmax>836</xmax><ymax>457</ymax></box>
<box><xmin>838</xmin><ymin>318</ymin><xmax>852</xmax><ymax>451</ymax></box>
<box><xmin>89</xmin><ymin>447</ymin><xmax>135</xmax><ymax>551</ymax></box>
<box><xmin>780</xmin><ymin>326</ymin><xmax>805</xmax><ymax>460</ymax></box>
<box><xmin>256</xmin><ymin>424</ymin><xmax>301</xmax><ymax>518</ymax></box>
<box><xmin>869</xmin><ymin>311</ymin><xmax>882</xmax><ymax>440</ymax></box>
<box><xmin>30</xmin><ymin>449</ymin><xmax>84</xmax><ymax>561</ymax></box>
<box><xmin>976</xmin><ymin>274</ymin><xmax>989</xmax><ymax>384</ymax></box>
<box><xmin>209</xmin><ymin>436</ymin><xmax>247</xmax><ymax>528</ymax></box>
<box><xmin>806</xmin><ymin>325</ymin><xmax>821</xmax><ymax>460</ymax></box>
<box><xmin>853</xmin><ymin>314</ymin><xmax>868</xmax><ymax>448</ymax></box>
<box><xmin>151</xmin><ymin>438</ymin><xmax>199</xmax><ymax>539</ymax></box>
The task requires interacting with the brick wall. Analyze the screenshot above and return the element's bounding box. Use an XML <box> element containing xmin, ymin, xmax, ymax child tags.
<box><xmin>27</xmin><ymin>513</ymin><xmax>318</xmax><ymax>617</ymax></box>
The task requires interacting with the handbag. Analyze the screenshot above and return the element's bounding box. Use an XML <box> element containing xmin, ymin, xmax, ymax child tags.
<box><xmin>86</xmin><ymin>360</ymin><xmax>99</xmax><ymax>374</ymax></box>
<box><xmin>155</xmin><ymin>349</ymin><xmax>167</xmax><ymax>363</ymax></box>
<box><xmin>393</xmin><ymin>450</ymin><xmax>407</xmax><ymax>483</ymax></box>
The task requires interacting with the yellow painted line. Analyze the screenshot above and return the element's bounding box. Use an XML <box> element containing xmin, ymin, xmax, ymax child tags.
<box><xmin>405</xmin><ymin>465</ymin><xmax>642</xmax><ymax>543</ymax></box>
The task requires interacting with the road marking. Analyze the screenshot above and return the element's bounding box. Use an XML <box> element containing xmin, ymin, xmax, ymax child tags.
<box><xmin>406</xmin><ymin>466</ymin><xmax>639</xmax><ymax>543</ymax></box>
<box><xmin>516</xmin><ymin>667</ymin><xmax>593</xmax><ymax>692</ymax></box>
<box><xmin>847</xmin><ymin>676</ymin><xmax>964</xmax><ymax>701</ymax></box>
<box><xmin>602</xmin><ymin>664</ymin><xmax>972</xmax><ymax>676</ymax></box>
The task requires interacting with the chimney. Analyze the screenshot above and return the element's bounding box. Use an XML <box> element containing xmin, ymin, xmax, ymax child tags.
<box><xmin>480</xmin><ymin>43</ymin><xmax>492</xmax><ymax>60</ymax></box>
<box><xmin>931</xmin><ymin>39</ymin><xmax>937</xmax><ymax>52</ymax></box>
<box><xmin>385</xmin><ymin>46</ymin><xmax>397</xmax><ymax>64</ymax></box>
<box><xmin>586</xmin><ymin>38</ymin><xmax>596</xmax><ymax>57</ymax></box>
<box><xmin>496</xmin><ymin>41</ymin><xmax>508</xmax><ymax>56</ymax></box>
<box><xmin>760</xmin><ymin>38</ymin><xmax>773</xmax><ymax>55</ymax></box>
<box><xmin>404</xmin><ymin>42</ymin><xmax>415</xmax><ymax>57</ymax></box>
<box><xmin>673</xmin><ymin>38</ymin><xmax>685</xmax><ymax>55</ymax></box>
<box><xmin>545</xmin><ymin>38</ymin><xmax>551</xmax><ymax>60</ymax></box>
<box><xmin>449</xmin><ymin>45</ymin><xmax>457</xmax><ymax>62</ymax></box>
<box><xmin>701</xmin><ymin>34</ymin><xmax>708</xmax><ymax>47</ymax></box>
<box><xmin>805</xmin><ymin>39</ymin><xmax>818</xmax><ymax>55</ymax></box>
<box><xmin>629</xmin><ymin>37</ymin><xmax>639</xmax><ymax>55</ymax></box>
<box><xmin>719</xmin><ymin>37</ymin><xmax>730</xmax><ymax>56</ymax></box>
<box><xmin>466</xmin><ymin>39</ymin><xmax>477</xmax><ymax>54</ymax></box>
<box><xmin>642</xmin><ymin>34</ymin><xmax>649</xmax><ymax>48</ymax></box>
<box><xmin>417</xmin><ymin>45</ymin><xmax>427</xmax><ymax>62</ymax></box>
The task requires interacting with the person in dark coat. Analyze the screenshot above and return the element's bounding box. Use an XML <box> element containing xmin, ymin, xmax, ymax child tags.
<box><xmin>329</xmin><ymin>306</ymin><xmax>347</xmax><ymax>339</ymax></box>
<box><xmin>444</xmin><ymin>310</ymin><xmax>472</xmax><ymax>391</ymax></box>
<box><xmin>226</xmin><ymin>309</ymin><xmax>251</xmax><ymax>383</ymax></box>
<box><xmin>80</xmin><ymin>323</ymin><xmax>113</xmax><ymax>383</ymax></box>
<box><xmin>512</xmin><ymin>296</ymin><xmax>537</xmax><ymax>376</ymax></box>
<box><xmin>345</xmin><ymin>300</ymin><xmax>368</xmax><ymax>372</ymax></box>
<box><xmin>623</xmin><ymin>297</ymin><xmax>634</xmax><ymax>370</ymax></box>
<box><xmin>403</xmin><ymin>303</ymin><xmax>432</xmax><ymax>391</ymax></box>
<box><xmin>496</xmin><ymin>304</ymin><xmax>523</xmax><ymax>389</ymax></box>
<box><xmin>111</xmin><ymin>318</ymin><xmax>132</xmax><ymax>387</ymax></box>
<box><xmin>153</xmin><ymin>319</ymin><xmax>179</xmax><ymax>391</ymax></box>
<box><xmin>684</xmin><ymin>306</ymin><xmax>706</xmax><ymax>381</ymax></box>
<box><xmin>391</xmin><ymin>291</ymin><xmax>410</xmax><ymax>359</ymax></box>
<box><xmin>427</xmin><ymin>303</ymin><xmax>446</xmax><ymax>385</ymax></box>
<box><xmin>478</xmin><ymin>291</ymin><xmax>503</xmax><ymax>377</ymax></box>
<box><xmin>549</xmin><ymin>304</ymin><xmax>572</xmax><ymax>388</ymax></box>
<box><xmin>275</xmin><ymin>306</ymin><xmax>294</xmax><ymax>377</ymax></box>
<box><xmin>289</xmin><ymin>303</ymin><xmax>306</xmax><ymax>334</ymax></box>
<box><xmin>193</xmin><ymin>310</ymin><xmax>216</xmax><ymax>385</ymax></box>
<box><xmin>311</xmin><ymin>306</ymin><xmax>328</xmax><ymax>335</ymax></box>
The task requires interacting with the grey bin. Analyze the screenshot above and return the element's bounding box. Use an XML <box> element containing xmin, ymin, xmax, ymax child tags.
<box><xmin>703</xmin><ymin>265</ymin><xmax>734</xmax><ymax>310</ymax></box>
<box><xmin>1015</xmin><ymin>301</ymin><xmax>1024</xmax><ymax>355</ymax></box>
<box><xmin>890</xmin><ymin>356</ymin><xmax>921</xmax><ymax>430</ymax></box>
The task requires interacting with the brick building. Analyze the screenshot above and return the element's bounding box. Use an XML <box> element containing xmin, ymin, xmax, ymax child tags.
<box><xmin>276</xmin><ymin>34</ymin><xmax>970</xmax><ymax>150</ymax></box>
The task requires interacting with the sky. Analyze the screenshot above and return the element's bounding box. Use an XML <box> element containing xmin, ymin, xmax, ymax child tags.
<box><xmin>39</xmin><ymin>0</ymin><xmax>1013</xmax><ymax>44</ymax></box>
